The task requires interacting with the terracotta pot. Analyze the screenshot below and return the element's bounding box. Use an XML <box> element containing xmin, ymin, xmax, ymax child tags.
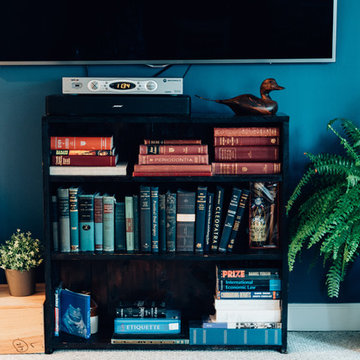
<box><xmin>5</xmin><ymin>268</ymin><xmax>36</xmax><ymax>296</ymax></box>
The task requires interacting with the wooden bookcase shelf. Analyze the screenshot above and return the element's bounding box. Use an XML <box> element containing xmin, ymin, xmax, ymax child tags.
<box><xmin>42</xmin><ymin>112</ymin><xmax>289</xmax><ymax>354</ymax></box>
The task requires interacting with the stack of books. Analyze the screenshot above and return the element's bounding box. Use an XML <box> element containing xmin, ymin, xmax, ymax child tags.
<box><xmin>211</xmin><ymin>127</ymin><xmax>281</xmax><ymax>175</ymax></box>
<box><xmin>189</xmin><ymin>267</ymin><xmax>282</xmax><ymax>345</ymax></box>
<box><xmin>49</xmin><ymin>136</ymin><xmax>127</xmax><ymax>176</ymax></box>
<box><xmin>111</xmin><ymin>302</ymin><xmax>184</xmax><ymax>344</ymax></box>
<box><xmin>132</xmin><ymin>139</ymin><xmax>212</xmax><ymax>176</ymax></box>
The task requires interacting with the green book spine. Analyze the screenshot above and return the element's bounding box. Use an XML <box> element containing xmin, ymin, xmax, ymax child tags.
<box><xmin>57</xmin><ymin>187</ymin><xmax>70</xmax><ymax>252</ymax></box>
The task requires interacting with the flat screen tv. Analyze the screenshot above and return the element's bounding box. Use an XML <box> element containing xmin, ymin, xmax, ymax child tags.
<box><xmin>0</xmin><ymin>0</ymin><xmax>337</xmax><ymax>65</ymax></box>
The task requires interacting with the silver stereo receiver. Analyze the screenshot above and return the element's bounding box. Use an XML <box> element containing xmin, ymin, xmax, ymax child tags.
<box><xmin>62</xmin><ymin>77</ymin><xmax>183</xmax><ymax>95</ymax></box>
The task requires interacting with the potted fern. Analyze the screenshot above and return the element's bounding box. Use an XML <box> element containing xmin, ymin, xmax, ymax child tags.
<box><xmin>286</xmin><ymin>118</ymin><xmax>360</xmax><ymax>297</ymax></box>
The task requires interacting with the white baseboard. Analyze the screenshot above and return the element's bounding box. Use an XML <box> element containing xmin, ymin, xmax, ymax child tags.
<box><xmin>288</xmin><ymin>303</ymin><xmax>360</xmax><ymax>331</ymax></box>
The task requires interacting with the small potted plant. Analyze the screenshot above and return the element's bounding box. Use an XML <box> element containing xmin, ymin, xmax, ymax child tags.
<box><xmin>0</xmin><ymin>229</ymin><xmax>43</xmax><ymax>296</ymax></box>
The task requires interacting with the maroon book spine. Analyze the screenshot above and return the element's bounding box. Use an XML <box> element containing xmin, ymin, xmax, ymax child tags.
<box><xmin>139</xmin><ymin>144</ymin><xmax>208</xmax><ymax>155</ymax></box>
<box><xmin>138</xmin><ymin>154</ymin><xmax>209</xmax><ymax>165</ymax></box>
<box><xmin>50</xmin><ymin>136</ymin><xmax>113</xmax><ymax>150</ymax></box>
<box><xmin>134</xmin><ymin>164</ymin><xmax>211</xmax><ymax>173</ymax></box>
<box><xmin>133</xmin><ymin>172</ymin><xmax>212</xmax><ymax>177</ymax></box>
<box><xmin>143</xmin><ymin>139</ymin><xmax>202</xmax><ymax>144</ymax></box>
<box><xmin>51</xmin><ymin>155</ymin><xmax>117</xmax><ymax>166</ymax></box>
<box><xmin>212</xmin><ymin>162</ymin><xmax>281</xmax><ymax>175</ymax></box>
<box><xmin>214</xmin><ymin>136</ymin><xmax>280</xmax><ymax>146</ymax></box>
<box><xmin>214</xmin><ymin>127</ymin><xmax>280</xmax><ymax>137</ymax></box>
<box><xmin>214</xmin><ymin>146</ymin><xmax>279</xmax><ymax>161</ymax></box>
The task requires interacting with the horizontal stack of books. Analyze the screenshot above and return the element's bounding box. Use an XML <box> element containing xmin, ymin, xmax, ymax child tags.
<box><xmin>49</xmin><ymin>136</ymin><xmax>127</xmax><ymax>176</ymax></box>
<box><xmin>111</xmin><ymin>301</ymin><xmax>184</xmax><ymax>344</ymax></box>
<box><xmin>189</xmin><ymin>266</ymin><xmax>282</xmax><ymax>345</ymax></box>
<box><xmin>133</xmin><ymin>139</ymin><xmax>212</xmax><ymax>177</ymax></box>
<box><xmin>211</xmin><ymin>127</ymin><xmax>281</xmax><ymax>175</ymax></box>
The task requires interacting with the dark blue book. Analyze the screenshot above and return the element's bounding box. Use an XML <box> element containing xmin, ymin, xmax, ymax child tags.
<box><xmin>151</xmin><ymin>187</ymin><xmax>159</xmax><ymax>253</ymax></box>
<box><xmin>159</xmin><ymin>194</ymin><xmax>166</xmax><ymax>252</ymax></box>
<box><xmin>165</xmin><ymin>191</ymin><xmax>177</xmax><ymax>253</ymax></box>
<box><xmin>140</xmin><ymin>185</ymin><xmax>151</xmax><ymax>252</ymax></box>
<box><xmin>195</xmin><ymin>186</ymin><xmax>208</xmax><ymax>253</ymax></box>
<box><xmin>60</xmin><ymin>288</ymin><xmax>91</xmax><ymax>339</ymax></box>
<box><xmin>218</xmin><ymin>187</ymin><xmax>242</xmax><ymax>252</ymax></box>
<box><xmin>115</xmin><ymin>201</ymin><xmax>126</xmax><ymax>252</ymax></box>
<box><xmin>69</xmin><ymin>186</ymin><xmax>81</xmax><ymax>252</ymax></box>
<box><xmin>51</xmin><ymin>195</ymin><xmax>59</xmax><ymax>252</ymax></box>
<box><xmin>210</xmin><ymin>186</ymin><xmax>225</xmax><ymax>252</ymax></box>
<box><xmin>189</xmin><ymin>325</ymin><xmax>281</xmax><ymax>345</ymax></box>
<box><xmin>57</xmin><ymin>187</ymin><xmax>70</xmax><ymax>252</ymax></box>
<box><xmin>216</xmin><ymin>291</ymin><xmax>281</xmax><ymax>299</ymax></box>
<box><xmin>78</xmin><ymin>194</ymin><xmax>95</xmax><ymax>252</ymax></box>
<box><xmin>204</xmin><ymin>192</ymin><xmax>214</xmax><ymax>253</ymax></box>
<box><xmin>133</xmin><ymin>195</ymin><xmax>140</xmax><ymax>252</ymax></box>
<box><xmin>176</xmin><ymin>190</ymin><xmax>196</xmax><ymax>252</ymax></box>
<box><xmin>219</xmin><ymin>279</ymin><xmax>281</xmax><ymax>292</ymax></box>
<box><xmin>227</xmin><ymin>190</ymin><xmax>250</xmax><ymax>253</ymax></box>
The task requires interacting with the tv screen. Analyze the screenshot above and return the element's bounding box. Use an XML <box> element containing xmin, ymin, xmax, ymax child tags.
<box><xmin>0</xmin><ymin>0</ymin><xmax>337</xmax><ymax>65</ymax></box>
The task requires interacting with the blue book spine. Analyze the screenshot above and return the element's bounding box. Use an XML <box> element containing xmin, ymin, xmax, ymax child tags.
<box><xmin>216</xmin><ymin>291</ymin><xmax>281</xmax><ymax>299</ymax></box>
<box><xmin>140</xmin><ymin>185</ymin><xmax>151</xmax><ymax>252</ymax></box>
<box><xmin>151</xmin><ymin>187</ymin><xmax>159</xmax><ymax>253</ymax></box>
<box><xmin>176</xmin><ymin>190</ymin><xmax>196</xmax><ymax>252</ymax></box>
<box><xmin>51</xmin><ymin>195</ymin><xmax>59</xmax><ymax>252</ymax></box>
<box><xmin>115</xmin><ymin>201</ymin><xmax>126</xmax><ymax>251</ymax></box>
<box><xmin>218</xmin><ymin>187</ymin><xmax>242</xmax><ymax>252</ymax></box>
<box><xmin>125</xmin><ymin>196</ymin><xmax>134</xmax><ymax>251</ymax></box>
<box><xmin>159</xmin><ymin>194</ymin><xmax>166</xmax><ymax>252</ymax></box>
<box><xmin>133</xmin><ymin>195</ymin><xmax>140</xmax><ymax>252</ymax></box>
<box><xmin>195</xmin><ymin>186</ymin><xmax>208</xmax><ymax>253</ymax></box>
<box><xmin>227</xmin><ymin>190</ymin><xmax>250</xmax><ymax>253</ymax></box>
<box><xmin>103</xmin><ymin>195</ymin><xmax>115</xmax><ymax>252</ymax></box>
<box><xmin>190</xmin><ymin>327</ymin><xmax>281</xmax><ymax>345</ymax></box>
<box><xmin>94</xmin><ymin>194</ymin><xmax>103</xmax><ymax>251</ymax></box>
<box><xmin>219</xmin><ymin>279</ymin><xmax>281</xmax><ymax>291</ymax></box>
<box><xmin>69</xmin><ymin>187</ymin><xmax>81</xmax><ymax>252</ymax></box>
<box><xmin>210</xmin><ymin>186</ymin><xmax>225</xmax><ymax>252</ymax></box>
<box><xmin>57</xmin><ymin>187</ymin><xmax>70</xmax><ymax>252</ymax></box>
<box><xmin>166</xmin><ymin>191</ymin><xmax>177</xmax><ymax>252</ymax></box>
<box><xmin>204</xmin><ymin>192</ymin><xmax>214</xmax><ymax>253</ymax></box>
<box><xmin>54</xmin><ymin>285</ymin><xmax>61</xmax><ymax>336</ymax></box>
<box><xmin>78</xmin><ymin>194</ymin><xmax>95</xmax><ymax>251</ymax></box>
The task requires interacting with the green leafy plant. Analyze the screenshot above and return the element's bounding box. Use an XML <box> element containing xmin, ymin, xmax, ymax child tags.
<box><xmin>0</xmin><ymin>229</ymin><xmax>43</xmax><ymax>271</ymax></box>
<box><xmin>286</xmin><ymin>118</ymin><xmax>360</xmax><ymax>297</ymax></box>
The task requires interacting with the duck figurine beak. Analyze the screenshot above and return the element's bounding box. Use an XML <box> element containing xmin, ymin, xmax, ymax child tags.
<box><xmin>273</xmin><ymin>84</ymin><xmax>285</xmax><ymax>91</ymax></box>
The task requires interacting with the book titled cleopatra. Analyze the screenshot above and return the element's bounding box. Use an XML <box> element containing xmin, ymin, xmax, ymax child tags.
<box><xmin>50</xmin><ymin>136</ymin><xmax>113</xmax><ymax>150</ymax></box>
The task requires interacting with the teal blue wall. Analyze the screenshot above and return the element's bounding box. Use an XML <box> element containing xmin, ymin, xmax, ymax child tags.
<box><xmin>0</xmin><ymin>1</ymin><xmax>359</xmax><ymax>302</ymax></box>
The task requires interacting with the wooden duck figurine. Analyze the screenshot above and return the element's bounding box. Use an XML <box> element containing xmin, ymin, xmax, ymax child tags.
<box><xmin>196</xmin><ymin>78</ymin><xmax>285</xmax><ymax>115</ymax></box>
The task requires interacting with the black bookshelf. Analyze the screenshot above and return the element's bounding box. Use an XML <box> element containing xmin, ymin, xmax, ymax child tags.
<box><xmin>42</xmin><ymin>112</ymin><xmax>289</xmax><ymax>354</ymax></box>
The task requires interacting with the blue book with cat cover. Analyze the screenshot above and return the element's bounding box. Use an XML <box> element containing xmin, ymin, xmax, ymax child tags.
<box><xmin>60</xmin><ymin>288</ymin><xmax>91</xmax><ymax>339</ymax></box>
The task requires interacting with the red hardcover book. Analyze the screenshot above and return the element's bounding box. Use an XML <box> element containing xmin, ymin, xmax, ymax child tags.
<box><xmin>138</xmin><ymin>154</ymin><xmax>209</xmax><ymax>165</ymax></box>
<box><xmin>214</xmin><ymin>146</ymin><xmax>279</xmax><ymax>161</ymax></box>
<box><xmin>214</xmin><ymin>136</ymin><xmax>280</xmax><ymax>146</ymax></box>
<box><xmin>144</xmin><ymin>139</ymin><xmax>202</xmax><ymax>144</ymax></box>
<box><xmin>133</xmin><ymin>171</ymin><xmax>212</xmax><ymax>177</ymax></box>
<box><xmin>51</xmin><ymin>155</ymin><xmax>118</xmax><ymax>166</ymax></box>
<box><xmin>139</xmin><ymin>144</ymin><xmax>208</xmax><ymax>155</ymax></box>
<box><xmin>134</xmin><ymin>164</ymin><xmax>212</xmax><ymax>173</ymax></box>
<box><xmin>51</xmin><ymin>149</ymin><xmax>115</xmax><ymax>156</ymax></box>
<box><xmin>212</xmin><ymin>162</ymin><xmax>281</xmax><ymax>175</ymax></box>
<box><xmin>50</xmin><ymin>136</ymin><xmax>113</xmax><ymax>150</ymax></box>
<box><xmin>214</xmin><ymin>128</ymin><xmax>280</xmax><ymax>137</ymax></box>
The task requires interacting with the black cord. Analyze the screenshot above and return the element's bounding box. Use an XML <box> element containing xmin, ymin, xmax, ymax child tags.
<box><xmin>182</xmin><ymin>64</ymin><xmax>192</xmax><ymax>79</ymax></box>
<box><xmin>84</xmin><ymin>65</ymin><xmax>89</xmax><ymax>77</ymax></box>
<box><xmin>152</xmin><ymin>64</ymin><xmax>172</xmax><ymax>77</ymax></box>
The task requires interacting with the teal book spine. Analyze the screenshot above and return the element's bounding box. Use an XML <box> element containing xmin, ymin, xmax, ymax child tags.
<box><xmin>133</xmin><ymin>195</ymin><xmax>140</xmax><ymax>252</ymax></box>
<box><xmin>227</xmin><ymin>190</ymin><xmax>250</xmax><ymax>253</ymax></box>
<box><xmin>94</xmin><ymin>193</ymin><xmax>103</xmax><ymax>251</ymax></box>
<box><xmin>218</xmin><ymin>187</ymin><xmax>242</xmax><ymax>252</ymax></box>
<box><xmin>176</xmin><ymin>190</ymin><xmax>196</xmax><ymax>252</ymax></box>
<box><xmin>69</xmin><ymin>187</ymin><xmax>81</xmax><ymax>252</ymax></box>
<box><xmin>151</xmin><ymin>187</ymin><xmax>159</xmax><ymax>253</ymax></box>
<box><xmin>211</xmin><ymin>186</ymin><xmax>225</xmax><ymax>252</ymax></box>
<box><xmin>103</xmin><ymin>195</ymin><xmax>115</xmax><ymax>252</ymax></box>
<box><xmin>51</xmin><ymin>195</ymin><xmax>59</xmax><ymax>252</ymax></box>
<box><xmin>166</xmin><ymin>191</ymin><xmax>177</xmax><ymax>253</ymax></box>
<box><xmin>195</xmin><ymin>186</ymin><xmax>208</xmax><ymax>253</ymax></box>
<box><xmin>57</xmin><ymin>187</ymin><xmax>70</xmax><ymax>252</ymax></box>
<box><xmin>159</xmin><ymin>194</ymin><xmax>166</xmax><ymax>252</ymax></box>
<box><xmin>78</xmin><ymin>194</ymin><xmax>95</xmax><ymax>251</ymax></box>
<box><xmin>115</xmin><ymin>201</ymin><xmax>126</xmax><ymax>251</ymax></box>
<box><xmin>140</xmin><ymin>185</ymin><xmax>151</xmax><ymax>252</ymax></box>
<box><xmin>125</xmin><ymin>196</ymin><xmax>134</xmax><ymax>251</ymax></box>
<box><xmin>204</xmin><ymin>192</ymin><xmax>214</xmax><ymax>253</ymax></box>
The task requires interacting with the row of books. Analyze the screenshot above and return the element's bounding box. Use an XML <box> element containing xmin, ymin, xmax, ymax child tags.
<box><xmin>212</xmin><ymin>127</ymin><xmax>282</xmax><ymax>175</ymax></box>
<box><xmin>133</xmin><ymin>139</ymin><xmax>212</xmax><ymax>177</ymax></box>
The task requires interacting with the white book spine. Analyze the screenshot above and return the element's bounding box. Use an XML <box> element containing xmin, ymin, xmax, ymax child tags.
<box><xmin>215</xmin><ymin>309</ymin><xmax>281</xmax><ymax>323</ymax></box>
